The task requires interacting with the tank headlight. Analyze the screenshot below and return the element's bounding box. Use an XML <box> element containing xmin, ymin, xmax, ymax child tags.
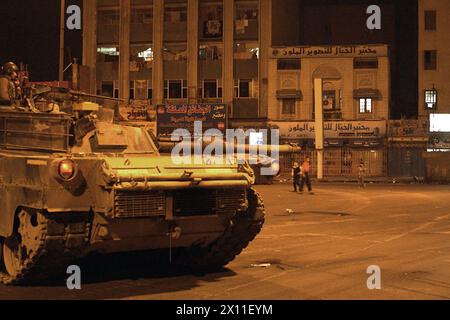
<box><xmin>58</xmin><ymin>159</ymin><xmax>76</xmax><ymax>180</ymax></box>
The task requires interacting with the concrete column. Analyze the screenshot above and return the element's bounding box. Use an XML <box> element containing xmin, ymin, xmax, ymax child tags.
<box><xmin>119</xmin><ymin>0</ymin><xmax>131</xmax><ymax>101</ymax></box>
<box><xmin>153</xmin><ymin>0</ymin><xmax>165</xmax><ymax>105</ymax></box>
<box><xmin>314</xmin><ymin>78</ymin><xmax>324</xmax><ymax>180</ymax></box>
<box><xmin>259</xmin><ymin>0</ymin><xmax>272</xmax><ymax>118</ymax></box>
<box><xmin>82</xmin><ymin>0</ymin><xmax>97</xmax><ymax>94</ymax></box>
<box><xmin>187</xmin><ymin>0</ymin><xmax>199</xmax><ymax>104</ymax></box>
<box><xmin>223</xmin><ymin>0</ymin><xmax>234</xmax><ymax>117</ymax></box>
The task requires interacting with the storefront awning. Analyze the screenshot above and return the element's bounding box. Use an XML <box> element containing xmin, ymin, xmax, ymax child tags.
<box><xmin>353</xmin><ymin>89</ymin><xmax>382</xmax><ymax>100</ymax></box>
<box><xmin>276</xmin><ymin>89</ymin><xmax>303</xmax><ymax>100</ymax></box>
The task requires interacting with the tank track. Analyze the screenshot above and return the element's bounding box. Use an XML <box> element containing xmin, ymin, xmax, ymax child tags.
<box><xmin>175</xmin><ymin>188</ymin><xmax>265</xmax><ymax>271</ymax></box>
<box><xmin>0</xmin><ymin>213</ymin><xmax>91</xmax><ymax>286</ymax></box>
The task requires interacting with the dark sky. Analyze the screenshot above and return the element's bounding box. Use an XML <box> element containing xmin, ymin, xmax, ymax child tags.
<box><xmin>0</xmin><ymin>0</ymin><xmax>82</xmax><ymax>82</ymax></box>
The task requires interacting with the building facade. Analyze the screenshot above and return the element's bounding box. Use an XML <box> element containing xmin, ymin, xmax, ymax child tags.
<box><xmin>81</xmin><ymin>0</ymin><xmax>397</xmax><ymax>177</ymax></box>
<box><xmin>418</xmin><ymin>0</ymin><xmax>450</xmax><ymax>180</ymax></box>
<box><xmin>266</xmin><ymin>44</ymin><xmax>391</xmax><ymax>177</ymax></box>
<box><xmin>418</xmin><ymin>0</ymin><xmax>450</xmax><ymax>119</ymax></box>
<box><xmin>267</xmin><ymin>44</ymin><xmax>390</xmax><ymax>122</ymax></box>
<box><xmin>82</xmin><ymin>0</ymin><xmax>271</xmax><ymax>121</ymax></box>
<box><xmin>418</xmin><ymin>0</ymin><xmax>450</xmax><ymax>153</ymax></box>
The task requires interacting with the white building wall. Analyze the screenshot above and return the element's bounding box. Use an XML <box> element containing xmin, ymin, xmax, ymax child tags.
<box><xmin>268</xmin><ymin>45</ymin><xmax>390</xmax><ymax>122</ymax></box>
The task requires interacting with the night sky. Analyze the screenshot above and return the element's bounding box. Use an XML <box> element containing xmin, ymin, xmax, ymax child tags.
<box><xmin>0</xmin><ymin>0</ymin><xmax>82</xmax><ymax>82</ymax></box>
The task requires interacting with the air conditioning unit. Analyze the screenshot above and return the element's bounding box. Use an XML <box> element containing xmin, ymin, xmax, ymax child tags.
<box><xmin>323</xmin><ymin>98</ymin><xmax>334</xmax><ymax>110</ymax></box>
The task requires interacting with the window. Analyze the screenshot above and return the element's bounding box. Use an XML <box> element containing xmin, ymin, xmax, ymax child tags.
<box><xmin>354</xmin><ymin>58</ymin><xmax>378</xmax><ymax>69</ymax></box>
<box><xmin>234</xmin><ymin>79</ymin><xmax>252</xmax><ymax>98</ymax></box>
<box><xmin>130</xmin><ymin>81</ymin><xmax>135</xmax><ymax>100</ymax></box>
<box><xmin>235</xmin><ymin>2</ymin><xmax>258</xmax><ymax>37</ymax></box>
<box><xmin>134</xmin><ymin>80</ymin><xmax>149</xmax><ymax>100</ymax></box>
<box><xmin>164</xmin><ymin>80</ymin><xmax>188</xmax><ymax>99</ymax></box>
<box><xmin>282</xmin><ymin>99</ymin><xmax>296</xmax><ymax>115</ymax></box>
<box><xmin>234</xmin><ymin>42</ymin><xmax>259</xmax><ymax>59</ymax></box>
<box><xmin>101</xmin><ymin>81</ymin><xmax>114</xmax><ymax>98</ymax></box>
<box><xmin>235</xmin><ymin>3</ymin><xmax>258</xmax><ymax>21</ymax></box>
<box><xmin>203</xmin><ymin>79</ymin><xmax>223</xmax><ymax>99</ymax></box>
<box><xmin>359</xmin><ymin>98</ymin><xmax>373</xmax><ymax>113</ymax></box>
<box><xmin>323</xmin><ymin>90</ymin><xmax>336</xmax><ymax>110</ymax></box>
<box><xmin>132</xmin><ymin>8</ymin><xmax>153</xmax><ymax>24</ymax></box>
<box><xmin>204</xmin><ymin>80</ymin><xmax>217</xmax><ymax>98</ymax></box>
<box><xmin>277</xmin><ymin>59</ymin><xmax>301</xmax><ymax>70</ymax></box>
<box><xmin>425</xmin><ymin>90</ymin><xmax>437</xmax><ymax>109</ymax></box>
<box><xmin>133</xmin><ymin>46</ymin><xmax>153</xmax><ymax>62</ymax></box>
<box><xmin>201</xmin><ymin>79</ymin><xmax>222</xmax><ymax>98</ymax></box>
<box><xmin>424</xmin><ymin>50</ymin><xmax>437</xmax><ymax>70</ymax></box>
<box><xmin>164</xmin><ymin>6</ymin><xmax>187</xmax><ymax>23</ymax></box>
<box><xmin>199</xmin><ymin>45</ymin><xmax>222</xmax><ymax>60</ymax></box>
<box><xmin>97</xmin><ymin>47</ymin><xmax>119</xmax><ymax>63</ymax></box>
<box><xmin>98</xmin><ymin>10</ymin><xmax>120</xmax><ymax>25</ymax></box>
<box><xmin>114</xmin><ymin>80</ymin><xmax>119</xmax><ymax>99</ymax></box>
<box><xmin>425</xmin><ymin>11</ymin><xmax>436</xmax><ymax>31</ymax></box>
<box><xmin>183</xmin><ymin>80</ymin><xmax>188</xmax><ymax>99</ymax></box>
<box><xmin>163</xmin><ymin>44</ymin><xmax>187</xmax><ymax>61</ymax></box>
<box><xmin>200</xmin><ymin>4</ymin><xmax>223</xmax><ymax>39</ymax></box>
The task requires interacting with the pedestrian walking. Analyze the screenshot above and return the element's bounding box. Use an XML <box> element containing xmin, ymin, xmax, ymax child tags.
<box><xmin>292</xmin><ymin>161</ymin><xmax>301</xmax><ymax>192</ymax></box>
<box><xmin>358</xmin><ymin>160</ymin><xmax>366</xmax><ymax>189</ymax></box>
<box><xmin>300</xmin><ymin>157</ymin><xmax>313</xmax><ymax>194</ymax></box>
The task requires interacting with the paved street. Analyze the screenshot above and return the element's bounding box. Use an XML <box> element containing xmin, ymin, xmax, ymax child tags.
<box><xmin>1</xmin><ymin>183</ymin><xmax>450</xmax><ymax>300</ymax></box>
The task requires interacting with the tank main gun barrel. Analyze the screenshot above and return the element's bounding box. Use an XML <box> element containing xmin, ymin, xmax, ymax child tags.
<box><xmin>158</xmin><ymin>140</ymin><xmax>301</xmax><ymax>154</ymax></box>
<box><xmin>29</xmin><ymin>85</ymin><xmax>125</xmax><ymax>102</ymax></box>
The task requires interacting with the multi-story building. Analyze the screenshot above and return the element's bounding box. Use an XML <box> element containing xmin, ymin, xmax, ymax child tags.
<box><xmin>81</xmin><ymin>0</ymin><xmax>407</xmax><ymax>177</ymax></box>
<box><xmin>418</xmin><ymin>0</ymin><xmax>450</xmax><ymax>119</ymax></box>
<box><xmin>266</xmin><ymin>44</ymin><xmax>391</xmax><ymax>177</ymax></box>
<box><xmin>268</xmin><ymin>44</ymin><xmax>390</xmax><ymax>122</ymax></box>
<box><xmin>418</xmin><ymin>0</ymin><xmax>450</xmax><ymax>181</ymax></box>
<box><xmin>82</xmin><ymin>0</ymin><xmax>271</xmax><ymax>122</ymax></box>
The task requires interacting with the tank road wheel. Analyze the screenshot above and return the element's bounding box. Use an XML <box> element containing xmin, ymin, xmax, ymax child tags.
<box><xmin>0</xmin><ymin>210</ymin><xmax>90</xmax><ymax>285</ymax></box>
<box><xmin>175</xmin><ymin>188</ymin><xmax>265</xmax><ymax>272</ymax></box>
<box><xmin>1</xmin><ymin>210</ymin><xmax>45</xmax><ymax>284</ymax></box>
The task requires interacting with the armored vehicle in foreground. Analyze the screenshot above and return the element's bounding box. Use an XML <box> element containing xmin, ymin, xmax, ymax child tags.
<box><xmin>0</xmin><ymin>99</ymin><xmax>265</xmax><ymax>285</ymax></box>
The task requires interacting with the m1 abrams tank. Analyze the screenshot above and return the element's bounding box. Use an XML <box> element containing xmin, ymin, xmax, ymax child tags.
<box><xmin>0</xmin><ymin>99</ymin><xmax>265</xmax><ymax>285</ymax></box>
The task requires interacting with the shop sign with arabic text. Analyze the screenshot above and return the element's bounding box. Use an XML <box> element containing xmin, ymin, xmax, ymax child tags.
<box><xmin>157</xmin><ymin>104</ymin><xmax>227</xmax><ymax>136</ymax></box>
<box><xmin>270</xmin><ymin>120</ymin><xmax>387</xmax><ymax>139</ymax></box>
<box><xmin>270</xmin><ymin>45</ymin><xmax>388</xmax><ymax>59</ymax></box>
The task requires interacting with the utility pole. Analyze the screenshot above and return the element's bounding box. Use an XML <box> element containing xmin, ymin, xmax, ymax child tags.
<box><xmin>59</xmin><ymin>0</ymin><xmax>66</xmax><ymax>82</ymax></box>
<box><xmin>314</xmin><ymin>78</ymin><xmax>324</xmax><ymax>180</ymax></box>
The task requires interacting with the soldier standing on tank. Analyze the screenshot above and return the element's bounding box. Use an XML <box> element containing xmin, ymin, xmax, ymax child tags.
<box><xmin>0</xmin><ymin>62</ymin><xmax>20</xmax><ymax>107</ymax></box>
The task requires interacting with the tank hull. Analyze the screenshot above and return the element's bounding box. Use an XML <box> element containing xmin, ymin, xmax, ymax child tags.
<box><xmin>0</xmin><ymin>110</ymin><xmax>265</xmax><ymax>285</ymax></box>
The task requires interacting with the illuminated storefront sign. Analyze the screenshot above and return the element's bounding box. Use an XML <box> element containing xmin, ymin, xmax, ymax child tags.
<box><xmin>270</xmin><ymin>120</ymin><xmax>387</xmax><ymax>140</ymax></box>
<box><xmin>270</xmin><ymin>45</ymin><xmax>388</xmax><ymax>59</ymax></box>
<box><xmin>430</xmin><ymin>114</ymin><xmax>450</xmax><ymax>133</ymax></box>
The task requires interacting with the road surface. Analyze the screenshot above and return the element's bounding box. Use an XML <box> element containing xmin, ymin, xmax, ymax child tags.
<box><xmin>1</xmin><ymin>183</ymin><xmax>450</xmax><ymax>300</ymax></box>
